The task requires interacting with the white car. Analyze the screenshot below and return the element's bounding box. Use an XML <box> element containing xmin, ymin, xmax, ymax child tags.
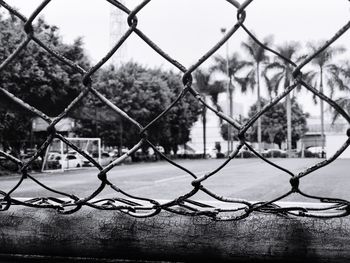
<box><xmin>195</xmin><ymin>148</ymin><xmax>217</xmax><ymax>158</ymax></box>
<box><xmin>262</xmin><ymin>149</ymin><xmax>287</xmax><ymax>158</ymax></box>
<box><xmin>58</xmin><ymin>154</ymin><xmax>83</xmax><ymax>169</ymax></box>
<box><xmin>306</xmin><ymin>146</ymin><xmax>325</xmax><ymax>158</ymax></box>
<box><xmin>307</xmin><ymin>146</ymin><xmax>323</xmax><ymax>154</ymax></box>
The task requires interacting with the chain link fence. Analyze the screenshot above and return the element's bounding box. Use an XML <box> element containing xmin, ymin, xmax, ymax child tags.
<box><xmin>0</xmin><ymin>0</ymin><xmax>350</xmax><ymax>220</ymax></box>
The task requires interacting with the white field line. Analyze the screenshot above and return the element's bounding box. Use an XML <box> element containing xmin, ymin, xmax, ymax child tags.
<box><xmin>154</xmin><ymin>175</ymin><xmax>189</xmax><ymax>184</ymax></box>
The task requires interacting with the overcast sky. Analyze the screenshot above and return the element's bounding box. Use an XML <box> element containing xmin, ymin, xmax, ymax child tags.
<box><xmin>4</xmin><ymin>0</ymin><xmax>350</xmax><ymax>116</ymax></box>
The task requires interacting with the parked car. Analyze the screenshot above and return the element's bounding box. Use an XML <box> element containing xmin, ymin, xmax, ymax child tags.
<box><xmin>95</xmin><ymin>152</ymin><xmax>113</xmax><ymax>166</ymax></box>
<box><xmin>109</xmin><ymin>148</ymin><xmax>128</xmax><ymax>156</ymax></box>
<box><xmin>216</xmin><ymin>152</ymin><xmax>225</xmax><ymax>158</ymax></box>
<box><xmin>224</xmin><ymin>148</ymin><xmax>256</xmax><ymax>158</ymax></box>
<box><xmin>297</xmin><ymin>147</ymin><xmax>325</xmax><ymax>158</ymax></box>
<box><xmin>262</xmin><ymin>149</ymin><xmax>287</xmax><ymax>158</ymax></box>
<box><xmin>45</xmin><ymin>152</ymin><xmax>62</xmax><ymax>170</ymax></box>
<box><xmin>155</xmin><ymin>146</ymin><xmax>165</xmax><ymax>154</ymax></box>
<box><xmin>177</xmin><ymin>148</ymin><xmax>196</xmax><ymax>158</ymax></box>
<box><xmin>83</xmin><ymin>152</ymin><xmax>114</xmax><ymax>167</ymax></box>
<box><xmin>66</xmin><ymin>150</ymin><xmax>87</xmax><ymax>162</ymax></box>
<box><xmin>57</xmin><ymin>154</ymin><xmax>83</xmax><ymax>169</ymax></box>
<box><xmin>306</xmin><ymin>146</ymin><xmax>326</xmax><ymax>158</ymax></box>
<box><xmin>297</xmin><ymin>149</ymin><xmax>319</xmax><ymax>158</ymax></box>
<box><xmin>194</xmin><ymin>148</ymin><xmax>217</xmax><ymax>158</ymax></box>
<box><xmin>236</xmin><ymin>150</ymin><xmax>256</xmax><ymax>158</ymax></box>
<box><xmin>109</xmin><ymin>149</ymin><xmax>132</xmax><ymax>164</ymax></box>
<box><xmin>132</xmin><ymin>149</ymin><xmax>155</xmax><ymax>162</ymax></box>
<box><xmin>21</xmin><ymin>153</ymin><xmax>42</xmax><ymax>171</ymax></box>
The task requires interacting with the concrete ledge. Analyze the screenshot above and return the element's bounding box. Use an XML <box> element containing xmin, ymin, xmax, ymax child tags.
<box><xmin>0</xmin><ymin>205</ymin><xmax>349</xmax><ymax>262</ymax></box>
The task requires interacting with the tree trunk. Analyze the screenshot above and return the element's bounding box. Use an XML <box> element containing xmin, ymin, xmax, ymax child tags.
<box><xmin>172</xmin><ymin>145</ymin><xmax>178</xmax><ymax>156</ymax></box>
<box><xmin>278</xmin><ymin>141</ymin><xmax>282</xmax><ymax>149</ymax></box>
<box><xmin>268</xmin><ymin>131</ymin><xmax>275</xmax><ymax>145</ymax></box>
<box><xmin>118</xmin><ymin>122</ymin><xmax>123</xmax><ymax>156</ymax></box>
<box><xmin>224</xmin><ymin>36</ymin><xmax>231</xmax><ymax>153</ymax></box>
<box><xmin>228</xmin><ymin>83</ymin><xmax>233</xmax><ymax>152</ymax></box>
<box><xmin>320</xmin><ymin>67</ymin><xmax>325</xmax><ymax>158</ymax></box>
<box><xmin>202</xmin><ymin>97</ymin><xmax>207</xmax><ymax>158</ymax></box>
<box><xmin>256</xmin><ymin>63</ymin><xmax>262</xmax><ymax>153</ymax></box>
<box><xmin>286</xmin><ymin>93</ymin><xmax>292</xmax><ymax>153</ymax></box>
<box><xmin>285</xmin><ymin>69</ymin><xmax>292</xmax><ymax>155</ymax></box>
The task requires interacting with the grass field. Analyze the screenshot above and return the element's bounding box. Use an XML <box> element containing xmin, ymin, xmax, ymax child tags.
<box><xmin>0</xmin><ymin>158</ymin><xmax>349</xmax><ymax>204</ymax></box>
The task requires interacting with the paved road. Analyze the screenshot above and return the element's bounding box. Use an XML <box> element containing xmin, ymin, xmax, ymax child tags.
<box><xmin>1</xmin><ymin>158</ymin><xmax>349</xmax><ymax>202</ymax></box>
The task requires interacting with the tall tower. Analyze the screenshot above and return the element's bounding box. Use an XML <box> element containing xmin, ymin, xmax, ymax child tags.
<box><xmin>109</xmin><ymin>1</ymin><xmax>128</xmax><ymax>68</ymax></box>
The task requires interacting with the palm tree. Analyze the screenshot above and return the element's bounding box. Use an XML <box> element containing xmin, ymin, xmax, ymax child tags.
<box><xmin>241</xmin><ymin>35</ymin><xmax>272</xmax><ymax>152</ymax></box>
<box><xmin>193</xmin><ymin>69</ymin><xmax>225</xmax><ymax>157</ymax></box>
<box><xmin>263</xmin><ymin>42</ymin><xmax>302</xmax><ymax>153</ymax></box>
<box><xmin>211</xmin><ymin>52</ymin><xmax>255</xmax><ymax>152</ymax></box>
<box><xmin>304</xmin><ymin>42</ymin><xmax>346</xmax><ymax>155</ymax></box>
<box><xmin>332</xmin><ymin>61</ymin><xmax>350</xmax><ymax>122</ymax></box>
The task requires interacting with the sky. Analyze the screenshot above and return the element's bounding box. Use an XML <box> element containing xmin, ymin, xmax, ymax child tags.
<box><xmin>3</xmin><ymin>0</ymin><xmax>350</xmax><ymax>116</ymax></box>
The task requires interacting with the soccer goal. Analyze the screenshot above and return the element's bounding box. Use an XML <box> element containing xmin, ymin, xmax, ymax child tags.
<box><xmin>41</xmin><ymin>138</ymin><xmax>101</xmax><ymax>172</ymax></box>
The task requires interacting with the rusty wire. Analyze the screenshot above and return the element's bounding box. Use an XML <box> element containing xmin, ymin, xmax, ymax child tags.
<box><xmin>0</xmin><ymin>0</ymin><xmax>350</xmax><ymax>220</ymax></box>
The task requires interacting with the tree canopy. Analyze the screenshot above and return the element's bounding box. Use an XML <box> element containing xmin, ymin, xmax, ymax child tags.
<box><xmin>332</xmin><ymin>61</ymin><xmax>350</xmax><ymax>122</ymax></box>
<box><xmin>246</xmin><ymin>98</ymin><xmax>309</xmax><ymax>149</ymax></box>
<box><xmin>74</xmin><ymin>63</ymin><xmax>201</xmax><ymax>154</ymax></box>
<box><xmin>0</xmin><ymin>15</ymin><xmax>90</xmax><ymax>116</ymax></box>
<box><xmin>0</xmin><ymin>14</ymin><xmax>90</xmax><ymax>152</ymax></box>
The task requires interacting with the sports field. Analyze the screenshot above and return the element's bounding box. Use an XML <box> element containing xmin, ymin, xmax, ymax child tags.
<box><xmin>1</xmin><ymin>158</ymin><xmax>349</xmax><ymax>203</ymax></box>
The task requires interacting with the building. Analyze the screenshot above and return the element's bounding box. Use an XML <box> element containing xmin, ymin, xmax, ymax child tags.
<box><xmin>301</xmin><ymin>115</ymin><xmax>350</xmax><ymax>158</ymax></box>
<box><xmin>189</xmin><ymin>93</ymin><xmax>244</xmax><ymax>154</ymax></box>
<box><xmin>32</xmin><ymin>117</ymin><xmax>76</xmax><ymax>137</ymax></box>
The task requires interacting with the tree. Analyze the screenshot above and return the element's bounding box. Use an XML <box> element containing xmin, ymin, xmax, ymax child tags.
<box><xmin>246</xmin><ymin>98</ymin><xmax>309</xmax><ymax>149</ymax></box>
<box><xmin>241</xmin><ymin>35</ymin><xmax>272</xmax><ymax>152</ymax></box>
<box><xmin>193</xmin><ymin>69</ymin><xmax>225</xmax><ymax>157</ymax></box>
<box><xmin>220</xmin><ymin>122</ymin><xmax>239</xmax><ymax>142</ymax></box>
<box><xmin>81</xmin><ymin>63</ymin><xmax>169</xmax><ymax>152</ymax></box>
<box><xmin>304</xmin><ymin>42</ymin><xmax>346</xmax><ymax>151</ymax></box>
<box><xmin>74</xmin><ymin>63</ymin><xmax>201</xmax><ymax>155</ymax></box>
<box><xmin>157</xmin><ymin>70</ymin><xmax>201</xmax><ymax>154</ymax></box>
<box><xmin>331</xmin><ymin>61</ymin><xmax>350</xmax><ymax>122</ymax></box>
<box><xmin>0</xmin><ymin>14</ymin><xmax>90</xmax><ymax>153</ymax></box>
<box><xmin>211</xmin><ymin>53</ymin><xmax>255</xmax><ymax>151</ymax></box>
<box><xmin>0</xmin><ymin>100</ymin><xmax>30</xmax><ymax>155</ymax></box>
<box><xmin>0</xmin><ymin>16</ymin><xmax>90</xmax><ymax>116</ymax></box>
<box><xmin>263</xmin><ymin>42</ymin><xmax>302</xmax><ymax>153</ymax></box>
<box><xmin>71</xmin><ymin>97</ymin><xmax>122</xmax><ymax>149</ymax></box>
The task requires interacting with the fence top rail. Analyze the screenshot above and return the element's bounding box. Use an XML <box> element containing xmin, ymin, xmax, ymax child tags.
<box><xmin>1</xmin><ymin>205</ymin><xmax>350</xmax><ymax>262</ymax></box>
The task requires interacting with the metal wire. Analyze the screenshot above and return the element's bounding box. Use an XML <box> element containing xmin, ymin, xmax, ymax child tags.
<box><xmin>0</xmin><ymin>0</ymin><xmax>350</xmax><ymax>220</ymax></box>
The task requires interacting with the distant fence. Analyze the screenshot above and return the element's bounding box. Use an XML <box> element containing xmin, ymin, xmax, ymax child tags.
<box><xmin>0</xmin><ymin>0</ymin><xmax>350</xmax><ymax>261</ymax></box>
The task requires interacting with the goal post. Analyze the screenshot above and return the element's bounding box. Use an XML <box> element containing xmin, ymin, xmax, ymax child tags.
<box><xmin>41</xmin><ymin>138</ymin><xmax>101</xmax><ymax>172</ymax></box>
